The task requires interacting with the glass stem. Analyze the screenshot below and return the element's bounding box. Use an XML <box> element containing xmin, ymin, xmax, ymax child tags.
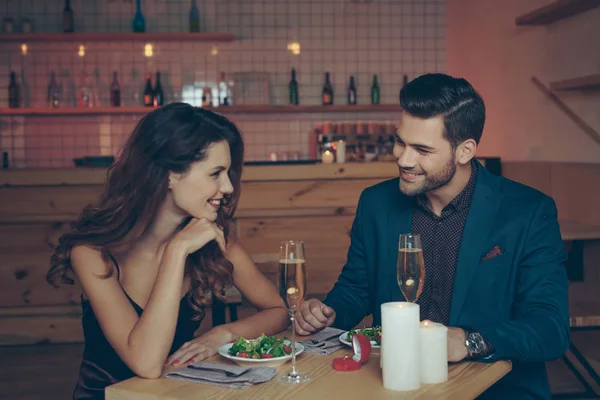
<box><xmin>289</xmin><ymin>310</ymin><xmax>298</xmax><ymax>377</ymax></box>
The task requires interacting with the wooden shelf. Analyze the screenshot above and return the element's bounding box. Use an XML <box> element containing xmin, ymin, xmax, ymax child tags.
<box><xmin>0</xmin><ymin>32</ymin><xmax>235</xmax><ymax>42</ymax></box>
<box><xmin>0</xmin><ymin>105</ymin><xmax>403</xmax><ymax>117</ymax></box>
<box><xmin>549</xmin><ymin>73</ymin><xmax>600</xmax><ymax>91</ymax></box>
<box><xmin>515</xmin><ymin>0</ymin><xmax>600</xmax><ymax>25</ymax></box>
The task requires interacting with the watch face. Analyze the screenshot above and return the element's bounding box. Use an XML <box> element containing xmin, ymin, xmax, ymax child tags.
<box><xmin>467</xmin><ymin>332</ymin><xmax>485</xmax><ymax>354</ymax></box>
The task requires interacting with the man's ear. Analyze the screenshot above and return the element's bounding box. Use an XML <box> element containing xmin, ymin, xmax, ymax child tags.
<box><xmin>456</xmin><ymin>139</ymin><xmax>477</xmax><ymax>165</ymax></box>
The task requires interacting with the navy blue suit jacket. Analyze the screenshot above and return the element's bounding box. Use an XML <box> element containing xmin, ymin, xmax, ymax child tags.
<box><xmin>324</xmin><ymin>162</ymin><xmax>570</xmax><ymax>399</ymax></box>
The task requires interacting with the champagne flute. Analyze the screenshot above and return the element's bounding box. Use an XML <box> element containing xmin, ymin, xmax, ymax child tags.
<box><xmin>397</xmin><ymin>233</ymin><xmax>425</xmax><ymax>303</ymax></box>
<box><xmin>278</xmin><ymin>240</ymin><xmax>310</xmax><ymax>383</ymax></box>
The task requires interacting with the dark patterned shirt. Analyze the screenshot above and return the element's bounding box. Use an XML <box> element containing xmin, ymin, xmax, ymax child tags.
<box><xmin>412</xmin><ymin>161</ymin><xmax>478</xmax><ymax>324</ymax></box>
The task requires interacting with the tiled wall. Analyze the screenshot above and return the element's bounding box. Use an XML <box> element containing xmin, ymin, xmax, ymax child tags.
<box><xmin>0</xmin><ymin>0</ymin><xmax>447</xmax><ymax>167</ymax></box>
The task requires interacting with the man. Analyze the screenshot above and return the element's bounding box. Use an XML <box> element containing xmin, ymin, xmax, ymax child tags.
<box><xmin>296</xmin><ymin>73</ymin><xmax>570</xmax><ymax>399</ymax></box>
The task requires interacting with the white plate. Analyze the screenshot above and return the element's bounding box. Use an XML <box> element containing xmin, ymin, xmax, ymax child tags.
<box><xmin>339</xmin><ymin>331</ymin><xmax>381</xmax><ymax>350</ymax></box>
<box><xmin>218</xmin><ymin>341</ymin><xmax>304</xmax><ymax>368</ymax></box>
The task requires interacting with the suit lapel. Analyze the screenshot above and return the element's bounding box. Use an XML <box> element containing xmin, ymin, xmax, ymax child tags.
<box><xmin>449</xmin><ymin>166</ymin><xmax>502</xmax><ymax>325</ymax></box>
<box><xmin>386</xmin><ymin>191</ymin><xmax>413</xmax><ymax>302</ymax></box>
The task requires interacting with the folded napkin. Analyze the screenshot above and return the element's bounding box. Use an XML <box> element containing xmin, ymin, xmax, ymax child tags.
<box><xmin>166</xmin><ymin>361</ymin><xmax>277</xmax><ymax>389</ymax></box>
<box><xmin>299</xmin><ymin>327</ymin><xmax>346</xmax><ymax>355</ymax></box>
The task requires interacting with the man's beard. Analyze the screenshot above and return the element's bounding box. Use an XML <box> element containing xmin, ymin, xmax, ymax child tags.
<box><xmin>399</xmin><ymin>155</ymin><xmax>457</xmax><ymax>197</ymax></box>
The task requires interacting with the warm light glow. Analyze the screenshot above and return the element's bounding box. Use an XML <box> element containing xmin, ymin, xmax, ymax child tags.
<box><xmin>21</xmin><ymin>44</ymin><xmax>28</xmax><ymax>55</ymax></box>
<box><xmin>144</xmin><ymin>43</ymin><xmax>154</xmax><ymax>57</ymax></box>
<box><xmin>78</xmin><ymin>45</ymin><xmax>85</xmax><ymax>57</ymax></box>
<box><xmin>211</xmin><ymin>46</ymin><xmax>218</xmax><ymax>56</ymax></box>
<box><xmin>287</xmin><ymin>41</ymin><xmax>301</xmax><ymax>55</ymax></box>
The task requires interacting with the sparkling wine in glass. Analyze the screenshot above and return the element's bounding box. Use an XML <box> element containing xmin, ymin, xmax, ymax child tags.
<box><xmin>397</xmin><ymin>233</ymin><xmax>425</xmax><ymax>303</ymax></box>
<box><xmin>278</xmin><ymin>240</ymin><xmax>310</xmax><ymax>383</ymax></box>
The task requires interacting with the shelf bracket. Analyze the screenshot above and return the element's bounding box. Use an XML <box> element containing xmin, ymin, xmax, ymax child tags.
<box><xmin>531</xmin><ymin>76</ymin><xmax>600</xmax><ymax>147</ymax></box>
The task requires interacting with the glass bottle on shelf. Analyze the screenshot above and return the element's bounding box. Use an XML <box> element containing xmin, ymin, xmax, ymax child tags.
<box><xmin>63</xmin><ymin>0</ymin><xmax>74</xmax><ymax>33</ymax></box>
<box><xmin>218</xmin><ymin>72</ymin><xmax>231</xmax><ymax>106</ymax></box>
<box><xmin>189</xmin><ymin>0</ymin><xmax>200</xmax><ymax>33</ymax></box>
<box><xmin>322</xmin><ymin>72</ymin><xmax>333</xmax><ymax>105</ymax></box>
<box><xmin>77</xmin><ymin>68</ymin><xmax>93</xmax><ymax>108</ymax></box>
<box><xmin>8</xmin><ymin>71</ymin><xmax>21</xmax><ymax>109</ymax></box>
<box><xmin>110</xmin><ymin>71</ymin><xmax>121</xmax><ymax>107</ymax></box>
<box><xmin>143</xmin><ymin>72</ymin><xmax>153</xmax><ymax>106</ymax></box>
<box><xmin>202</xmin><ymin>86</ymin><xmax>212</xmax><ymax>108</ymax></box>
<box><xmin>371</xmin><ymin>74</ymin><xmax>380</xmax><ymax>105</ymax></box>
<box><xmin>47</xmin><ymin>71</ymin><xmax>61</xmax><ymax>108</ymax></box>
<box><xmin>289</xmin><ymin>68</ymin><xmax>299</xmax><ymax>105</ymax></box>
<box><xmin>347</xmin><ymin>75</ymin><xmax>357</xmax><ymax>105</ymax></box>
<box><xmin>153</xmin><ymin>71</ymin><xmax>164</xmax><ymax>107</ymax></box>
<box><xmin>133</xmin><ymin>0</ymin><xmax>146</xmax><ymax>33</ymax></box>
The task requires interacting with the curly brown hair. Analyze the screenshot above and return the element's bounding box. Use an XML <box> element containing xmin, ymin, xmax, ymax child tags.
<box><xmin>47</xmin><ymin>103</ymin><xmax>244</xmax><ymax>319</ymax></box>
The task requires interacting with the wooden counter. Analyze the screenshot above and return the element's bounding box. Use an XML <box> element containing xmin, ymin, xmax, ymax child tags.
<box><xmin>1</xmin><ymin>161</ymin><xmax>600</xmax><ymax>346</ymax></box>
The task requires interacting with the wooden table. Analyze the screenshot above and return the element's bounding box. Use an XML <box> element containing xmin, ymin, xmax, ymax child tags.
<box><xmin>106</xmin><ymin>347</ymin><xmax>511</xmax><ymax>400</ymax></box>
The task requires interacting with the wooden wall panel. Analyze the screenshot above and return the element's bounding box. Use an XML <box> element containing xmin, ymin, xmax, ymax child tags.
<box><xmin>0</xmin><ymin>186</ymin><xmax>103</xmax><ymax>222</ymax></box>
<box><xmin>550</xmin><ymin>163</ymin><xmax>600</xmax><ymax>226</ymax></box>
<box><xmin>0</xmin><ymin>306</ymin><xmax>83</xmax><ymax>345</ymax></box>
<box><xmin>236</xmin><ymin>215</ymin><xmax>355</xmax><ymax>296</ymax></box>
<box><xmin>502</xmin><ymin>162</ymin><xmax>552</xmax><ymax>196</ymax></box>
<box><xmin>0</xmin><ymin>252</ymin><xmax>81</xmax><ymax>307</ymax></box>
<box><xmin>239</xmin><ymin>179</ymin><xmax>382</xmax><ymax>210</ymax></box>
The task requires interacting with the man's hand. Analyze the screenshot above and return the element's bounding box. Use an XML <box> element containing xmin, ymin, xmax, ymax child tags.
<box><xmin>447</xmin><ymin>327</ymin><xmax>469</xmax><ymax>362</ymax></box>
<box><xmin>295</xmin><ymin>298</ymin><xmax>336</xmax><ymax>335</ymax></box>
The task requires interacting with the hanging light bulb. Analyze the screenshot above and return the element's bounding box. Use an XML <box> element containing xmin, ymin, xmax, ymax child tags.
<box><xmin>144</xmin><ymin>43</ymin><xmax>153</xmax><ymax>57</ymax></box>
<box><xmin>78</xmin><ymin>44</ymin><xmax>85</xmax><ymax>57</ymax></box>
<box><xmin>287</xmin><ymin>41</ymin><xmax>301</xmax><ymax>55</ymax></box>
<box><xmin>21</xmin><ymin>44</ymin><xmax>28</xmax><ymax>55</ymax></box>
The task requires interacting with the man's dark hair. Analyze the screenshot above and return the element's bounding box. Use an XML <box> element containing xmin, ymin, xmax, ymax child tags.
<box><xmin>399</xmin><ymin>73</ymin><xmax>486</xmax><ymax>148</ymax></box>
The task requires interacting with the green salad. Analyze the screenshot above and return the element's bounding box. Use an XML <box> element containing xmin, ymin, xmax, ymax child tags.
<box><xmin>228</xmin><ymin>334</ymin><xmax>292</xmax><ymax>359</ymax></box>
<box><xmin>346</xmin><ymin>326</ymin><xmax>382</xmax><ymax>346</ymax></box>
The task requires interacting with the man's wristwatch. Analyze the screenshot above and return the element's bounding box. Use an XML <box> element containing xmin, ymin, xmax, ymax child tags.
<box><xmin>462</xmin><ymin>326</ymin><xmax>487</xmax><ymax>358</ymax></box>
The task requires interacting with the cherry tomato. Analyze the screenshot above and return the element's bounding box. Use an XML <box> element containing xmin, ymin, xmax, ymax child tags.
<box><xmin>283</xmin><ymin>345</ymin><xmax>292</xmax><ymax>354</ymax></box>
<box><xmin>261</xmin><ymin>353</ymin><xmax>274</xmax><ymax>359</ymax></box>
<box><xmin>236</xmin><ymin>352</ymin><xmax>250</xmax><ymax>358</ymax></box>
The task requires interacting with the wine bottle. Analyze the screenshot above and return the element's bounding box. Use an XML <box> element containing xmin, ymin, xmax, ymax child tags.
<box><xmin>63</xmin><ymin>0</ymin><xmax>74</xmax><ymax>33</ymax></box>
<box><xmin>218</xmin><ymin>72</ymin><xmax>231</xmax><ymax>106</ymax></box>
<box><xmin>322</xmin><ymin>72</ymin><xmax>333</xmax><ymax>105</ymax></box>
<box><xmin>47</xmin><ymin>71</ymin><xmax>61</xmax><ymax>108</ymax></box>
<box><xmin>8</xmin><ymin>71</ymin><xmax>21</xmax><ymax>109</ymax></box>
<box><xmin>371</xmin><ymin>74</ymin><xmax>380</xmax><ymax>105</ymax></box>
<box><xmin>110</xmin><ymin>71</ymin><xmax>121</xmax><ymax>107</ymax></box>
<box><xmin>133</xmin><ymin>0</ymin><xmax>145</xmax><ymax>33</ymax></box>
<box><xmin>189</xmin><ymin>0</ymin><xmax>200</xmax><ymax>33</ymax></box>
<box><xmin>153</xmin><ymin>71</ymin><xmax>164</xmax><ymax>107</ymax></box>
<box><xmin>347</xmin><ymin>75</ymin><xmax>357</xmax><ymax>105</ymax></box>
<box><xmin>289</xmin><ymin>68</ymin><xmax>299</xmax><ymax>105</ymax></box>
<box><xmin>143</xmin><ymin>72</ymin><xmax>153</xmax><ymax>106</ymax></box>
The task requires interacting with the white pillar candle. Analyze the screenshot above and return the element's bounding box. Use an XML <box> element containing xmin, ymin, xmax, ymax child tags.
<box><xmin>321</xmin><ymin>149</ymin><xmax>334</xmax><ymax>164</ymax></box>
<box><xmin>381</xmin><ymin>302</ymin><xmax>421</xmax><ymax>391</ymax></box>
<box><xmin>420</xmin><ymin>320</ymin><xmax>448</xmax><ymax>384</ymax></box>
<box><xmin>336</xmin><ymin>140</ymin><xmax>346</xmax><ymax>163</ymax></box>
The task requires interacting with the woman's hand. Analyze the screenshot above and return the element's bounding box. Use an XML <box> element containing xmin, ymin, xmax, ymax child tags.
<box><xmin>166</xmin><ymin>328</ymin><xmax>234</xmax><ymax>366</ymax></box>
<box><xmin>170</xmin><ymin>218</ymin><xmax>226</xmax><ymax>255</ymax></box>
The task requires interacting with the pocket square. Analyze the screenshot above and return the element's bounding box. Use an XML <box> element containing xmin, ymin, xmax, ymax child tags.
<box><xmin>482</xmin><ymin>245</ymin><xmax>504</xmax><ymax>261</ymax></box>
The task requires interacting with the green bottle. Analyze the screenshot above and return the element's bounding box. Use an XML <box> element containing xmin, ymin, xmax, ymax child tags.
<box><xmin>289</xmin><ymin>68</ymin><xmax>299</xmax><ymax>105</ymax></box>
<box><xmin>371</xmin><ymin>74</ymin><xmax>380</xmax><ymax>105</ymax></box>
<box><xmin>133</xmin><ymin>0</ymin><xmax>145</xmax><ymax>33</ymax></box>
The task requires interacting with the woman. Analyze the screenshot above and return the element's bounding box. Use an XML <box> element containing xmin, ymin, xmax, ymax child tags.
<box><xmin>47</xmin><ymin>103</ymin><xmax>289</xmax><ymax>399</ymax></box>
